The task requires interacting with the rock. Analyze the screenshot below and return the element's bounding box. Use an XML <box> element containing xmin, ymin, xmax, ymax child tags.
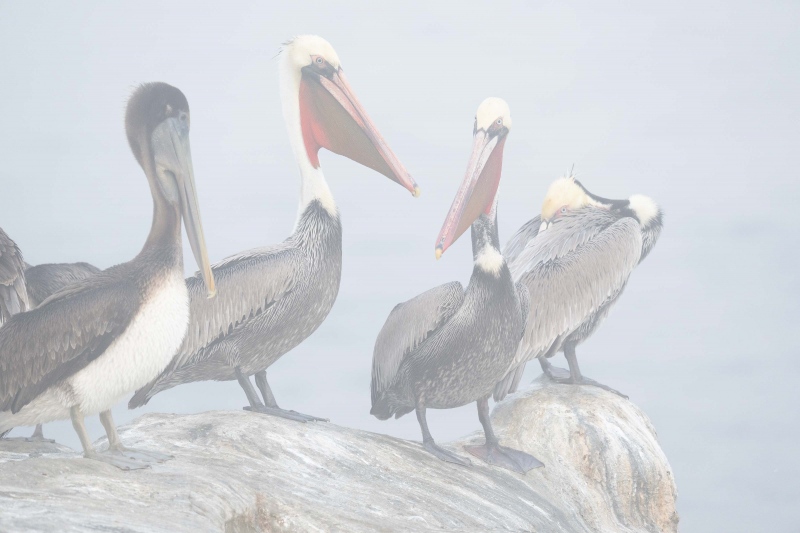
<box><xmin>0</xmin><ymin>378</ymin><xmax>678</xmax><ymax>532</ymax></box>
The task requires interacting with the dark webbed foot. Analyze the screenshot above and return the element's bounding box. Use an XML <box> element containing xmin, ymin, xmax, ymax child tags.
<box><xmin>243</xmin><ymin>405</ymin><xmax>328</xmax><ymax>423</ymax></box>
<box><xmin>465</xmin><ymin>442</ymin><xmax>544</xmax><ymax>473</ymax></box>
<box><xmin>1</xmin><ymin>435</ymin><xmax>57</xmax><ymax>444</ymax></box>
<box><xmin>423</xmin><ymin>440</ymin><xmax>472</xmax><ymax>467</ymax></box>
<box><xmin>550</xmin><ymin>375</ymin><xmax>628</xmax><ymax>398</ymax></box>
<box><xmin>542</xmin><ymin>364</ymin><xmax>571</xmax><ymax>380</ymax></box>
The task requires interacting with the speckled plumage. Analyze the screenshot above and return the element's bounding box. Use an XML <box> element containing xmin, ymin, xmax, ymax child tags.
<box><xmin>130</xmin><ymin>200</ymin><xmax>342</xmax><ymax>405</ymax></box>
<box><xmin>371</xmin><ymin>213</ymin><xmax>528</xmax><ymax>419</ymax></box>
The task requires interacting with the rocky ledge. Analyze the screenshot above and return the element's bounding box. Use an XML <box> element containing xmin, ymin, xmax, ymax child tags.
<box><xmin>0</xmin><ymin>378</ymin><xmax>678</xmax><ymax>532</ymax></box>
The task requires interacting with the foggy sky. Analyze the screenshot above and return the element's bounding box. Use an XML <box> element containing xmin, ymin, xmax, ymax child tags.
<box><xmin>1</xmin><ymin>2</ymin><xmax>798</xmax><ymax>531</ymax></box>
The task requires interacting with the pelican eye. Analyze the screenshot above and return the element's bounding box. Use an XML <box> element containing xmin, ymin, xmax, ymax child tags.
<box><xmin>315</xmin><ymin>56</ymin><xmax>324</xmax><ymax>65</ymax></box>
<box><xmin>561</xmin><ymin>207</ymin><xmax>567</xmax><ymax>214</ymax></box>
<box><xmin>496</xmin><ymin>118</ymin><xmax>503</xmax><ymax>125</ymax></box>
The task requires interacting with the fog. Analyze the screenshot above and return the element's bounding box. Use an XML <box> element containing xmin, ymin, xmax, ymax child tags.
<box><xmin>1</xmin><ymin>2</ymin><xmax>798</xmax><ymax>531</ymax></box>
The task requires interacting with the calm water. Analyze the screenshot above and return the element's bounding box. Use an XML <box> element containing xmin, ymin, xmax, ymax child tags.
<box><xmin>1</xmin><ymin>2</ymin><xmax>798</xmax><ymax>531</ymax></box>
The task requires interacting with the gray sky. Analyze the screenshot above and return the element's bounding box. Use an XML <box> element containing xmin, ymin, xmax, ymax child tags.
<box><xmin>1</xmin><ymin>1</ymin><xmax>798</xmax><ymax>531</ymax></box>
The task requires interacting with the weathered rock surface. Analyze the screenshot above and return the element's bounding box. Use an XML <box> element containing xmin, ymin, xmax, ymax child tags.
<box><xmin>0</xmin><ymin>378</ymin><xmax>678</xmax><ymax>532</ymax></box>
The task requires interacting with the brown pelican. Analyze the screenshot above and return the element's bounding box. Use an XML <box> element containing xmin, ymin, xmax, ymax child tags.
<box><xmin>0</xmin><ymin>82</ymin><xmax>215</xmax><ymax>469</ymax></box>
<box><xmin>493</xmin><ymin>176</ymin><xmax>663</xmax><ymax>400</ymax></box>
<box><xmin>370</xmin><ymin>98</ymin><xmax>542</xmax><ymax>473</ymax></box>
<box><xmin>129</xmin><ymin>35</ymin><xmax>418</xmax><ymax>422</ymax></box>
<box><xmin>0</xmin><ymin>248</ymin><xmax>100</xmax><ymax>441</ymax></box>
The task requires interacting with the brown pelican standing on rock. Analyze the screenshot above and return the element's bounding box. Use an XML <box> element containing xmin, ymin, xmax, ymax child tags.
<box><xmin>0</xmin><ymin>242</ymin><xmax>100</xmax><ymax>441</ymax></box>
<box><xmin>130</xmin><ymin>36</ymin><xmax>418</xmax><ymax>421</ymax></box>
<box><xmin>493</xmin><ymin>176</ymin><xmax>663</xmax><ymax>400</ymax></box>
<box><xmin>370</xmin><ymin>98</ymin><xmax>542</xmax><ymax>473</ymax></box>
<box><xmin>0</xmin><ymin>82</ymin><xmax>216</xmax><ymax>469</ymax></box>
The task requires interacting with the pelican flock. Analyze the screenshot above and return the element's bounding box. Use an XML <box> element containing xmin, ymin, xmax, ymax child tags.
<box><xmin>0</xmin><ymin>34</ymin><xmax>663</xmax><ymax>479</ymax></box>
<box><xmin>129</xmin><ymin>35</ymin><xmax>418</xmax><ymax>421</ymax></box>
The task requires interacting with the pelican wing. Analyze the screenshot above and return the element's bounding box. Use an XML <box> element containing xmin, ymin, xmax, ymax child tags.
<box><xmin>509</xmin><ymin>209</ymin><xmax>642</xmax><ymax>368</ymax></box>
<box><xmin>503</xmin><ymin>215</ymin><xmax>541</xmax><ymax>266</ymax></box>
<box><xmin>128</xmin><ymin>243</ymin><xmax>301</xmax><ymax>408</ymax></box>
<box><xmin>0</xmin><ymin>270</ymin><xmax>137</xmax><ymax>412</ymax></box>
<box><xmin>370</xmin><ymin>281</ymin><xmax>464</xmax><ymax>406</ymax></box>
<box><xmin>177</xmin><ymin>243</ymin><xmax>300</xmax><ymax>370</ymax></box>
<box><xmin>0</xmin><ymin>229</ymin><xmax>29</xmax><ymax>323</ymax></box>
<box><xmin>25</xmin><ymin>262</ymin><xmax>101</xmax><ymax>308</ymax></box>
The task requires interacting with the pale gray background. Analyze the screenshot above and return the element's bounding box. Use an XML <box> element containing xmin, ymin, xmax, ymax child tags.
<box><xmin>1</xmin><ymin>1</ymin><xmax>798</xmax><ymax>531</ymax></box>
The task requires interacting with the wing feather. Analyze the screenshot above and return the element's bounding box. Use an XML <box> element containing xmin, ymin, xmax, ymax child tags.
<box><xmin>370</xmin><ymin>281</ymin><xmax>465</xmax><ymax>406</ymax></box>
<box><xmin>0</xmin><ymin>270</ymin><xmax>138</xmax><ymax>412</ymax></box>
<box><xmin>503</xmin><ymin>215</ymin><xmax>541</xmax><ymax>266</ymax></box>
<box><xmin>129</xmin><ymin>243</ymin><xmax>301</xmax><ymax>409</ymax></box>
<box><xmin>509</xmin><ymin>209</ymin><xmax>642</xmax><ymax>369</ymax></box>
<box><xmin>174</xmin><ymin>243</ymin><xmax>299</xmax><ymax>370</ymax></box>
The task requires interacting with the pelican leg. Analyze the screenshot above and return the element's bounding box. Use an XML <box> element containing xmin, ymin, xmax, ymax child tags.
<box><xmin>464</xmin><ymin>396</ymin><xmax>543</xmax><ymax>473</ymax></box>
<box><xmin>0</xmin><ymin>423</ymin><xmax>56</xmax><ymax>443</ymax></box>
<box><xmin>551</xmin><ymin>343</ymin><xmax>628</xmax><ymax>398</ymax></box>
<box><xmin>538</xmin><ymin>357</ymin><xmax>571</xmax><ymax>380</ymax></box>
<box><xmin>70</xmin><ymin>406</ymin><xmax>145</xmax><ymax>471</ymax></box>
<box><xmin>238</xmin><ymin>368</ymin><xmax>326</xmax><ymax>423</ymax></box>
<box><xmin>415</xmin><ymin>400</ymin><xmax>471</xmax><ymax>467</ymax></box>
<box><xmin>98</xmin><ymin>410</ymin><xmax>172</xmax><ymax>465</ymax></box>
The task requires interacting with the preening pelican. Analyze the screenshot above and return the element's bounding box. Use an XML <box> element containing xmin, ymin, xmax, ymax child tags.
<box><xmin>130</xmin><ymin>35</ymin><xmax>418</xmax><ymax>422</ymax></box>
<box><xmin>0</xmin><ymin>245</ymin><xmax>100</xmax><ymax>441</ymax></box>
<box><xmin>370</xmin><ymin>99</ymin><xmax>542</xmax><ymax>473</ymax></box>
<box><xmin>0</xmin><ymin>83</ymin><xmax>215</xmax><ymax>469</ymax></box>
<box><xmin>493</xmin><ymin>176</ymin><xmax>663</xmax><ymax>400</ymax></box>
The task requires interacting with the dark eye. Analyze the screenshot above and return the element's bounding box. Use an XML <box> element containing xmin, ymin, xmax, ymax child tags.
<box><xmin>496</xmin><ymin>119</ymin><xmax>502</xmax><ymax>125</ymax></box>
<box><xmin>316</xmin><ymin>57</ymin><xmax>324</xmax><ymax>65</ymax></box>
<box><xmin>561</xmin><ymin>207</ymin><xmax>567</xmax><ymax>214</ymax></box>
<box><xmin>179</xmin><ymin>112</ymin><xmax>188</xmax><ymax>123</ymax></box>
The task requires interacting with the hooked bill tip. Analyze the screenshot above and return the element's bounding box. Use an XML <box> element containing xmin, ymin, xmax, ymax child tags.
<box><xmin>435</xmin><ymin>247</ymin><xmax>443</xmax><ymax>260</ymax></box>
<box><xmin>413</xmin><ymin>186</ymin><xmax>421</xmax><ymax>198</ymax></box>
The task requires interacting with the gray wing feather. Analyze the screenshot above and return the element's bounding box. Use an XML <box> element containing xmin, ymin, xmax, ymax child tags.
<box><xmin>510</xmin><ymin>209</ymin><xmax>642</xmax><ymax>369</ymax></box>
<box><xmin>25</xmin><ymin>262</ymin><xmax>101</xmax><ymax>307</ymax></box>
<box><xmin>503</xmin><ymin>215</ymin><xmax>541</xmax><ymax>266</ymax></box>
<box><xmin>129</xmin><ymin>244</ymin><xmax>300</xmax><ymax>407</ymax></box>
<box><xmin>370</xmin><ymin>281</ymin><xmax>465</xmax><ymax>406</ymax></box>
<box><xmin>0</xmin><ymin>270</ymin><xmax>138</xmax><ymax>412</ymax></box>
<box><xmin>178</xmin><ymin>243</ymin><xmax>298</xmax><ymax>369</ymax></box>
<box><xmin>0</xmin><ymin>229</ymin><xmax>29</xmax><ymax>324</ymax></box>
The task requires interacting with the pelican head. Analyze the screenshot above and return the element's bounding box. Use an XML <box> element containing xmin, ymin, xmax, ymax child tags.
<box><xmin>280</xmin><ymin>35</ymin><xmax>418</xmax><ymax>197</ymax></box>
<box><xmin>538</xmin><ymin>176</ymin><xmax>599</xmax><ymax>232</ymax></box>
<box><xmin>435</xmin><ymin>98</ymin><xmax>512</xmax><ymax>259</ymax></box>
<box><xmin>125</xmin><ymin>82</ymin><xmax>215</xmax><ymax>297</ymax></box>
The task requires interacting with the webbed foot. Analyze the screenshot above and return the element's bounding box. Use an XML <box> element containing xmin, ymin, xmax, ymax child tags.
<box><xmin>542</xmin><ymin>364</ymin><xmax>571</xmax><ymax>380</ymax></box>
<box><xmin>244</xmin><ymin>405</ymin><xmax>328</xmax><ymax>423</ymax></box>
<box><xmin>423</xmin><ymin>440</ymin><xmax>472</xmax><ymax>467</ymax></box>
<box><xmin>465</xmin><ymin>442</ymin><xmax>544</xmax><ymax>473</ymax></box>
<box><xmin>551</xmin><ymin>376</ymin><xmax>628</xmax><ymax>398</ymax></box>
